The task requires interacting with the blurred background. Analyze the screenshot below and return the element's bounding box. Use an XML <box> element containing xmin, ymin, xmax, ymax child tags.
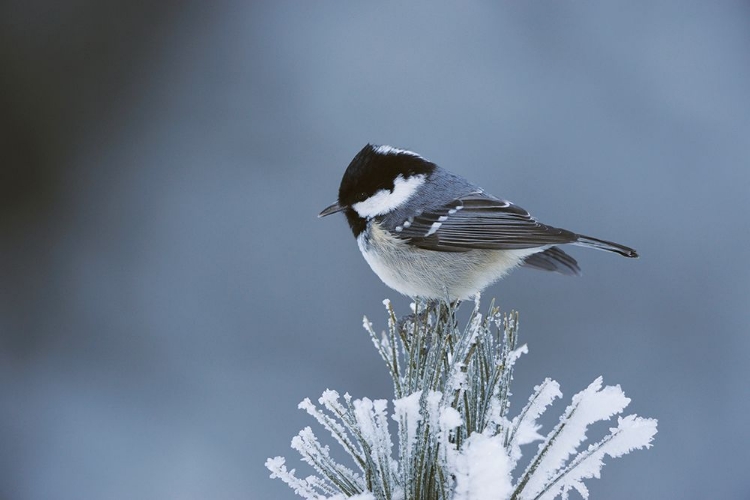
<box><xmin>1</xmin><ymin>1</ymin><xmax>749</xmax><ymax>499</ymax></box>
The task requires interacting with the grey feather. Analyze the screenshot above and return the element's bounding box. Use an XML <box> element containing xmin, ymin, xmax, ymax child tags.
<box><xmin>522</xmin><ymin>247</ymin><xmax>581</xmax><ymax>276</ymax></box>
<box><xmin>395</xmin><ymin>193</ymin><xmax>578</xmax><ymax>252</ymax></box>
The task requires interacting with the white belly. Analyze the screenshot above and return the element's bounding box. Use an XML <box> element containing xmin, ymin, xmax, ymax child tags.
<box><xmin>357</xmin><ymin>223</ymin><xmax>541</xmax><ymax>301</ymax></box>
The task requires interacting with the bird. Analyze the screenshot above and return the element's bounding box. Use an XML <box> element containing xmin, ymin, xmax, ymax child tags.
<box><xmin>319</xmin><ymin>144</ymin><xmax>637</xmax><ymax>302</ymax></box>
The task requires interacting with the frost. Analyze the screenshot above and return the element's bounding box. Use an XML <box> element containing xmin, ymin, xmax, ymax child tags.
<box><xmin>392</xmin><ymin>391</ymin><xmax>422</xmax><ymax>454</ymax></box>
<box><xmin>268</xmin><ymin>299</ymin><xmax>657</xmax><ymax>499</ymax></box>
<box><xmin>533</xmin><ymin>415</ymin><xmax>658</xmax><ymax>500</ymax></box>
<box><xmin>507</xmin><ymin>378</ymin><xmax>562</xmax><ymax>463</ymax></box>
<box><xmin>329</xmin><ymin>494</ymin><xmax>377</xmax><ymax>500</ymax></box>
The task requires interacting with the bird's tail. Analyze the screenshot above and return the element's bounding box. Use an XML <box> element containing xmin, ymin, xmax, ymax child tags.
<box><xmin>574</xmin><ymin>234</ymin><xmax>638</xmax><ymax>258</ymax></box>
<box><xmin>523</xmin><ymin>247</ymin><xmax>582</xmax><ymax>276</ymax></box>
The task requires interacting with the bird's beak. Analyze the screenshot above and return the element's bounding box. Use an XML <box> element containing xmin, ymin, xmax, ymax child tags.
<box><xmin>318</xmin><ymin>202</ymin><xmax>346</xmax><ymax>218</ymax></box>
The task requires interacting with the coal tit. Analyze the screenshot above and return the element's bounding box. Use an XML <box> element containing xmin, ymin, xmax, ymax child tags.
<box><xmin>319</xmin><ymin>144</ymin><xmax>638</xmax><ymax>301</ymax></box>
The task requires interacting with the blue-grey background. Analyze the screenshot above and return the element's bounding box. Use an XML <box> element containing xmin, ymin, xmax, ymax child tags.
<box><xmin>2</xmin><ymin>2</ymin><xmax>748</xmax><ymax>499</ymax></box>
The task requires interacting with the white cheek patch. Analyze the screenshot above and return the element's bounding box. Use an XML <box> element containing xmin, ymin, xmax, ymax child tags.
<box><xmin>352</xmin><ymin>174</ymin><xmax>426</xmax><ymax>218</ymax></box>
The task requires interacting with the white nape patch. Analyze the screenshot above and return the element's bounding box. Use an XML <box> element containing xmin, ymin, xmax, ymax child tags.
<box><xmin>425</xmin><ymin>221</ymin><xmax>442</xmax><ymax>236</ymax></box>
<box><xmin>373</xmin><ymin>145</ymin><xmax>423</xmax><ymax>158</ymax></box>
<box><xmin>352</xmin><ymin>174</ymin><xmax>426</xmax><ymax>218</ymax></box>
<box><xmin>403</xmin><ymin>220</ymin><xmax>412</xmax><ymax>228</ymax></box>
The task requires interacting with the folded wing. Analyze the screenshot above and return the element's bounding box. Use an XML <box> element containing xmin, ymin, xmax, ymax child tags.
<box><xmin>396</xmin><ymin>193</ymin><xmax>578</xmax><ymax>252</ymax></box>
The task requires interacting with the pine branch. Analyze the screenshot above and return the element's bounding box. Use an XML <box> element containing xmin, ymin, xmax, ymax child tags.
<box><xmin>268</xmin><ymin>297</ymin><xmax>657</xmax><ymax>499</ymax></box>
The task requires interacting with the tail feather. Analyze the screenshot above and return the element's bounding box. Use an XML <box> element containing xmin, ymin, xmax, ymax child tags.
<box><xmin>523</xmin><ymin>247</ymin><xmax>582</xmax><ymax>276</ymax></box>
<box><xmin>574</xmin><ymin>234</ymin><xmax>638</xmax><ymax>258</ymax></box>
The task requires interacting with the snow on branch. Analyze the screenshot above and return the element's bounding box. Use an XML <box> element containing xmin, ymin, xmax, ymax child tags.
<box><xmin>267</xmin><ymin>297</ymin><xmax>657</xmax><ymax>499</ymax></box>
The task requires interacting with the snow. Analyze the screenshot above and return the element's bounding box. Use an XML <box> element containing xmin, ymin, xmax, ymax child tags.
<box><xmin>392</xmin><ymin>391</ymin><xmax>423</xmax><ymax>453</ymax></box>
<box><xmin>508</xmin><ymin>378</ymin><xmax>562</xmax><ymax>462</ymax></box>
<box><xmin>439</xmin><ymin>406</ymin><xmax>463</xmax><ymax>430</ymax></box>
<box><xmin>425</xmin><ymin>391</ymin><xmax>444</xmax><ymax>429</ymax></box>
<box><xmin>518</xmin><ymin>377</ymin><xmax>655</xmax><ymax>500</ymax></box>
<box><xmin>329</xmin><ymin>494</ymin><xmax>376</xmax><ymax>500</ymax></box>
<box><xmin>452</xmin><ymin>433</ymin><xmax>514</xmax><ymax>500</ymax></box>
<box><xmin>268</xmin><ymin>300</ymin><xmax>657</xmax><ymax>499</ymax></box>
<box><xmin>536</xmin><ymin>415</ymin><xmax>658</xmax><ymax>500</ymax></box>
<box><xmin>265</xmin><ymin>456</ymin><xmax>320</xmax><ymax>500</ymax></box>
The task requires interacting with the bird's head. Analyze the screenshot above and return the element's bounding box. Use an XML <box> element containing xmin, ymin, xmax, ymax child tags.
<box><xmin>319</xmin><ymin>144</ymin><xmax>435</xmax><ymax>235</ymax></box>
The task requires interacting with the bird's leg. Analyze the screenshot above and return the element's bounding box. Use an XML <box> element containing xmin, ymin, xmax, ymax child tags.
<box><xmin>436</xmin><ymin>298</ymin><xmax>460</xmax><ymax>351</ymax></box>
<box><xmin>396</xmin><ymin>298</ymin><xmax>438</xmax><ymax>335</ymax></box>
<box><xmin>439</xmin><ymin>286</ymin><xmax>461</xmax><ymax>331</ymax></box>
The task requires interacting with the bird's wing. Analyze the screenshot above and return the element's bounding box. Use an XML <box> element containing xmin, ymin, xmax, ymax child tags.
<box><xmin>395</xmin><ymin>193</ymin><xmax>578</xmax><ymax>252</ymax></box>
